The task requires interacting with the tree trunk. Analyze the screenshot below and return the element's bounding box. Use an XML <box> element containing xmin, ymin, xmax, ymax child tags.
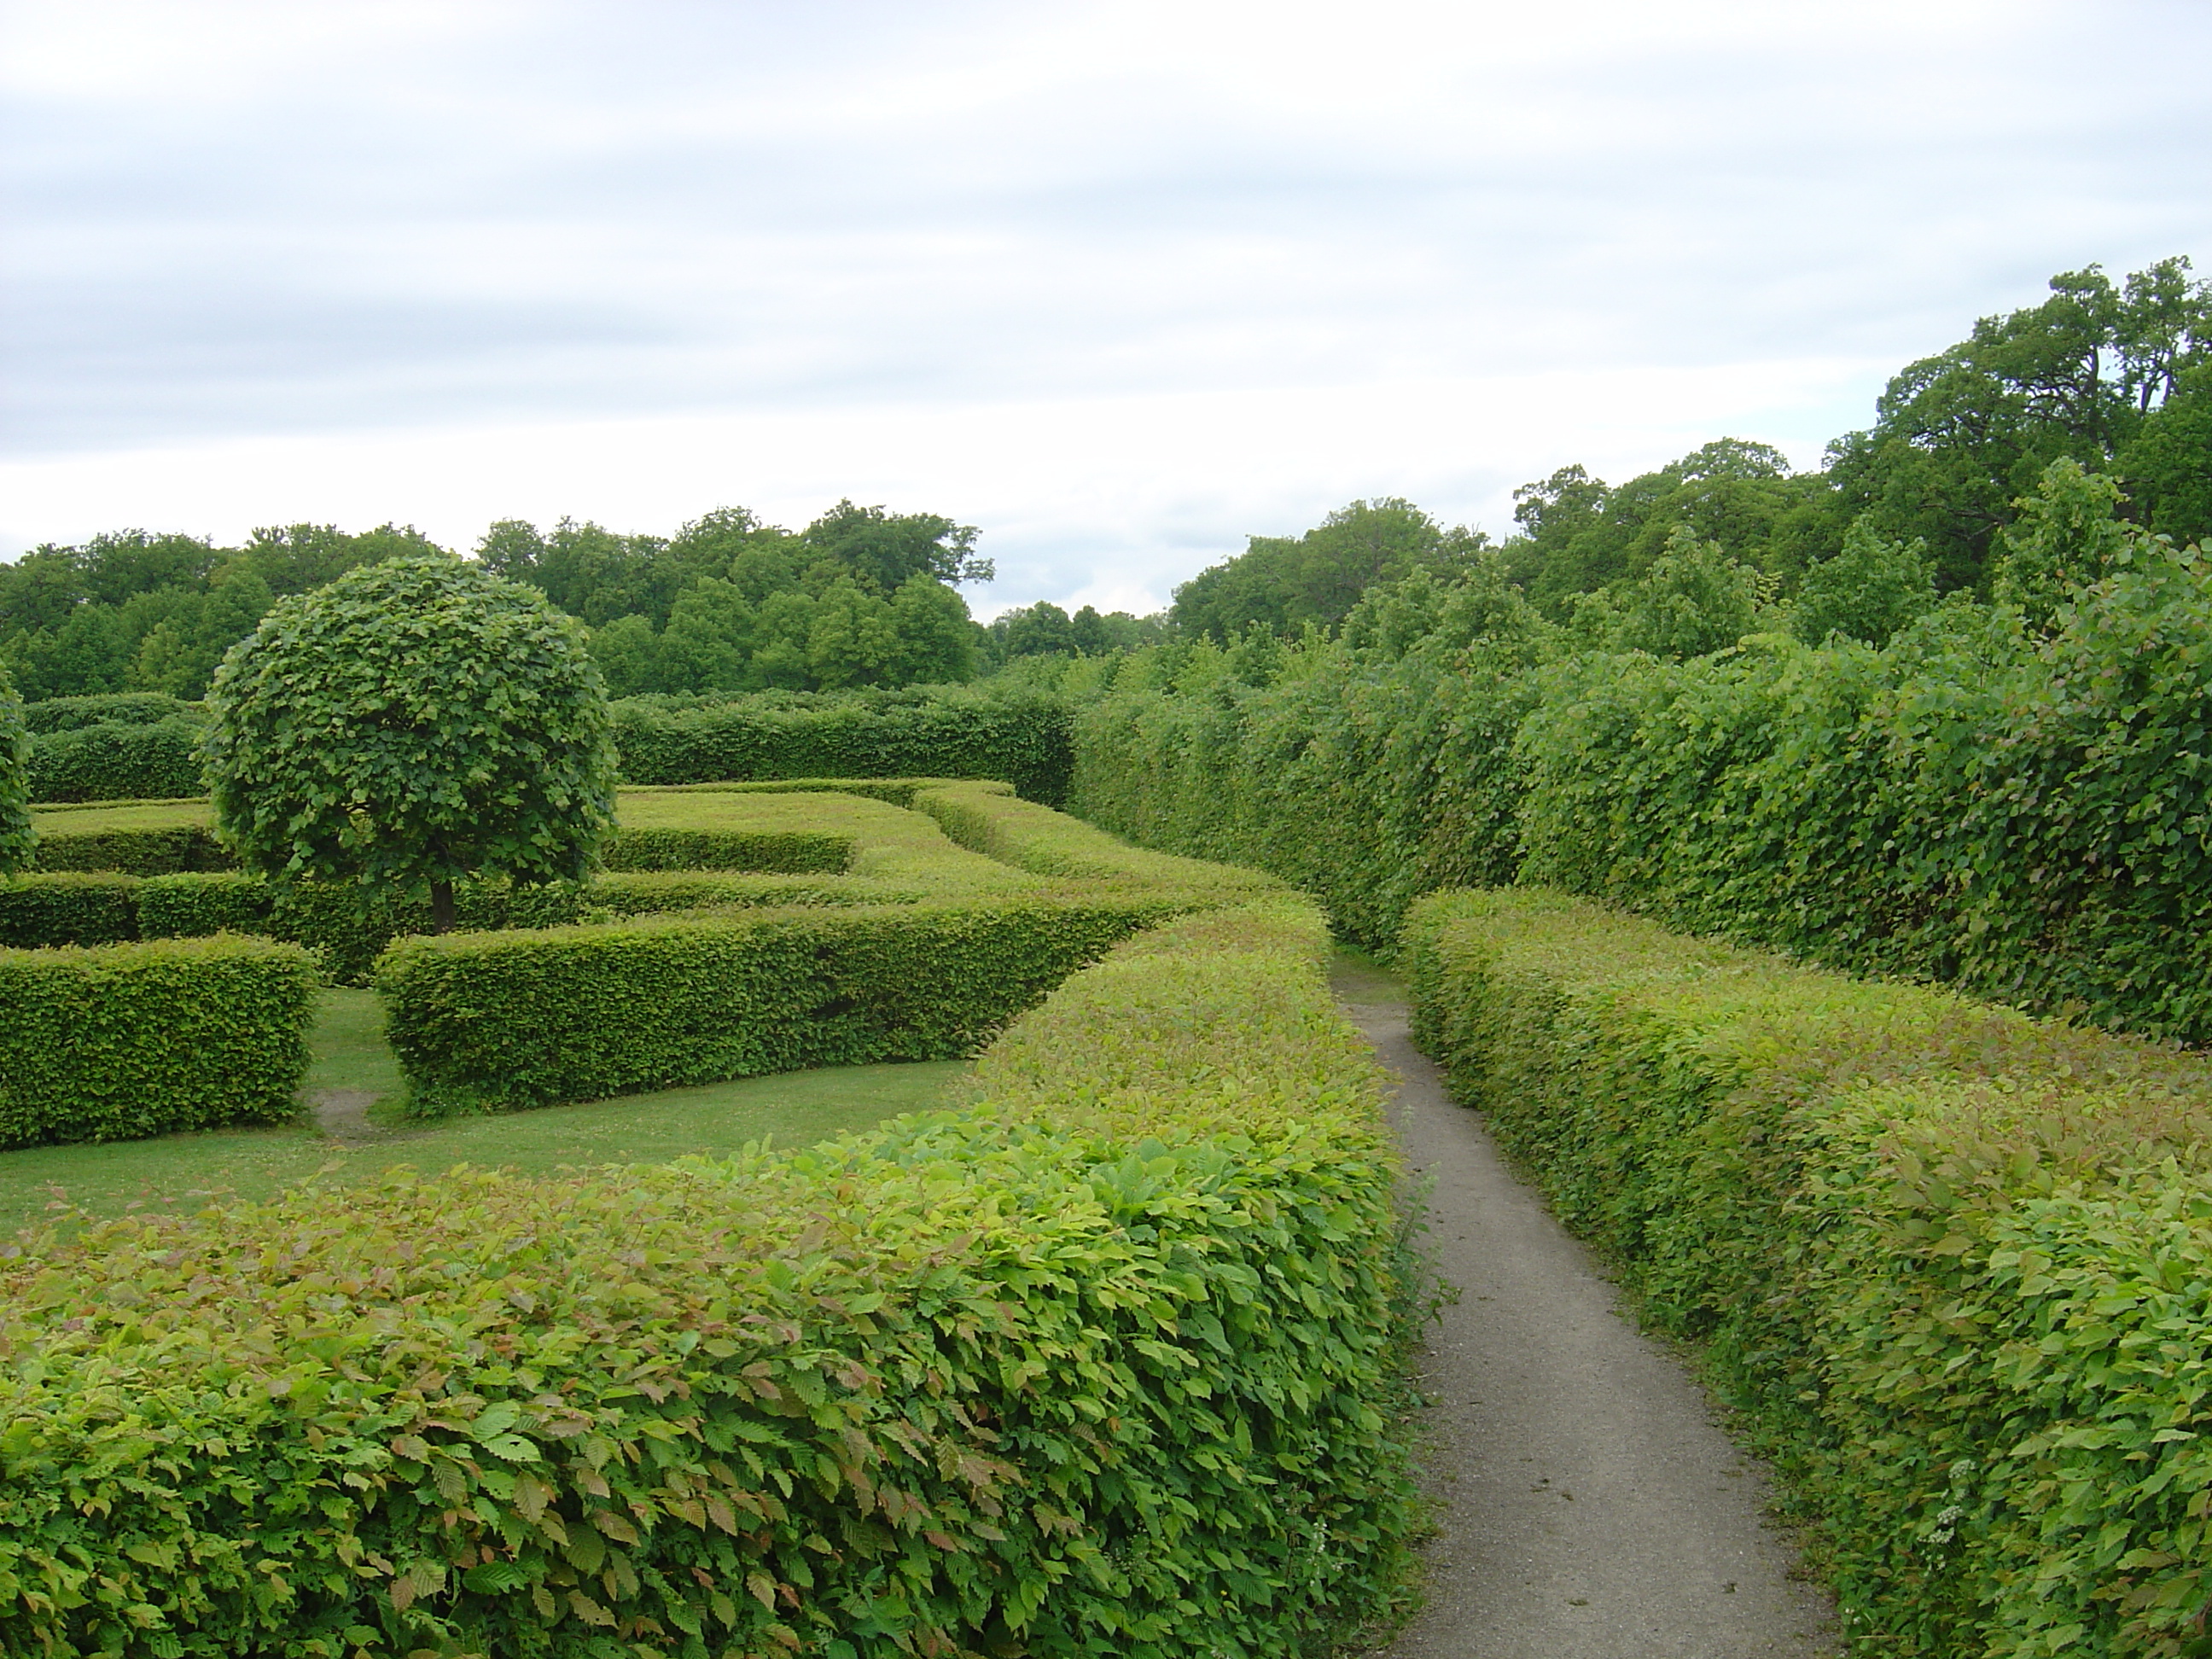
<box><xmin>430</xmin><ymin>878</ymin><xmax>457</xmax><ymax>934</ymax></box>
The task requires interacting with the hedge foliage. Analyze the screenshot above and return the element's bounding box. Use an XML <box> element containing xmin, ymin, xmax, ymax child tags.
<box><xmin>0</xmin><ymin>933</ymin><xmax>315</xmax><ymax>1147</ymax></box>
<box><xmin>1405</xmin><ymin>887</ymin><xmax>2212</xmax><ymax>1657</ymax></box>
<box><xmin>0</xmin><ymin>668</ymin><xmax>28</xmax><ymax>876</ymax></box>
<box><xmin>31</xmin><ymin>822</ymin><xmax>231</xmax><ymax>875</ymax></box>
<box><xmin>27</xmin><ymin>715</ymin><xmax>206</xmax><ymax>802</ymax></box>
<box><xmin>1071</xmin><ymin>536</ymin><xmax>2212</xmax><ymax>1044</ymax></box>
<box><xmin>0</xmin><ymin>873</ymin><xmax>142</xmax><ymax>948</ymax></box>
<box><xmin>20</xmin><ymin>692</ymin><xmax>198</xmax><ymax>736</ymax></box>
<box><xmin>0</xmin><ymin>894</ymin><xmax>1421</xmax><ymax>1657</ymax></box>
<box><xmin>377</xmin><ymin>895</ymin><xmax>1183</xmax><ymax>1116</ymax></box>
<box><xmin>600</xmin><ymin>828</ymin><xmax>852</xmax><ymax>875</ymax></box>
<box><xmin>612</xmin><ymin>686</ymin><xmax>1074</xmax><ymax>805</ymax></box>
<box><xmin>912</xmin><ymin>779</ymin><xmax>1284</xmax><ymax>894</ymax></box>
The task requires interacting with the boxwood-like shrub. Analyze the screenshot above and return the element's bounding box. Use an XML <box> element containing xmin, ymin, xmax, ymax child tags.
<box><xmin>1403</xmin><ymin>886</ymin><xmax>2212</xmax><ymax>1656</ymax></box>
<box><xmin>0</xmin><ymin>932</ymin><xmax>316</xmax><ymax>1145</ymax></box>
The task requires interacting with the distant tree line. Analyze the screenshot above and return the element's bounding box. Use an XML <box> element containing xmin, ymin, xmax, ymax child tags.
<box><xmin>0</xmin><ymin>492</ymin><xmax>1178</xmax><ymax>703</ymax></box>
<box><xmin>6</xmin><ymin>257</ymin><xmax>2204</xmax><ymax>703</ymax></box>
<box><xmin>1169</xmin><ymin>256</ymin><xmax>2212</xmax><ymax>642</ymax></box>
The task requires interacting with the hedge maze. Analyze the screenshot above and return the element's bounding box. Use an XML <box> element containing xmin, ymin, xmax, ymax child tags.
<box><xmin>0</xmin><ymin>777</ymin><xmax>1421</xmax><ymax>1656</ymax></box>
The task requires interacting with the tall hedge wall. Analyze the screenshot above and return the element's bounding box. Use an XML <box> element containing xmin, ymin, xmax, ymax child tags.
<box><xmin>0</xmin><ymin>933</ymin><xmax>316</xmax><ymax>1146</ymax></box>
<box><xmin>611</xmin><ymin>686</ymin><xmax>1074</xmax><ymax>804</ymax></box>
<box><xmin>1071</xmin><ymin>538</ymin><xmax>2212</xmax><ymax>1044</ymax></box>
<box><xmin>1405</xmin><ymin>887</ymin><xmax>2212</xmax><ymax>1656</ymax></box>
<box><xmin>27</xmin><ymin>715</ymin><xmax>207</xmax><ymax>802</ymax></box>
<box><xmin>0</xmin><ymin>895</ymin><xmax>1421</xmax><ymax>1656</ymax></box>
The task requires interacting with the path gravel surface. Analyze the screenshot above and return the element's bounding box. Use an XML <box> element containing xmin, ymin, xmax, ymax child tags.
<box><xmin>1333</xmin><ymin>961</ymin><xmax>1839</xmax><ymax>1659</ymax></box>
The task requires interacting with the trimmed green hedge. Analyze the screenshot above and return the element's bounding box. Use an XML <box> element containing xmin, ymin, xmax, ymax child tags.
<box><xmin>0</xmin><ymin>894</ymin><xmax>1419</xmax><ymax>1658</ymax></box>
<box><xmin>0</xmin><ymin>671</ymin><xmax>29</xmax><ymax>877</ymax></box>
<box><xmin>27</xmin><ymin>715</ymin><xmax>206</xmax><ymax>803</ymax></box>
<box><xmin>21</xmin><ymin>692</ymin><xmax>198</xmax><ymax>736</ymax></box>
<box><xmin>612</xmin><ymin>686</ymin><xmax>1074</xmax><ymax>804</ymax></box>
<box><xmin>30</xmin><ymin>821</ymin><xmax>233</xmax><ymax>875</ymax></box>
<box><xmin>598</xmin><ymin>826</ymin><xmax>852</xmax><ymax>874</ymax></box>
<box><xmin>0</xmin><ymin>933</ymin><xmax>316</xmax><ymax>1146</ymax></box>
<box><xmin>1404</xmin><ymin>886</ymin><xmax>2212</xmax><ymax>1657</ymax></box>
<box><xmin>0</xmin><ymin>874</ymin><xmax>143</xmax><ymax>948</ymax></box>
<box><xmin>377</xmin><ymin>895</ymin><xmax>1184</xmax><ymax>1115</ymax></box>
<box><xmin>1068</xmin><ymin>639</ymin><xmax>1539</xmax><ymax>952</ymax></box>
<box><xmin>914</xmin><ymin>778</ymin><xmax>1283</xmax><ymax>892</ymax></box>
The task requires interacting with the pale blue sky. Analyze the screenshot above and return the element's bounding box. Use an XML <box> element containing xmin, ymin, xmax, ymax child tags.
<box><xmin>3</xmin><ymin>0</ymin><xmax>2208</xmax><ymax>614</ymax></box>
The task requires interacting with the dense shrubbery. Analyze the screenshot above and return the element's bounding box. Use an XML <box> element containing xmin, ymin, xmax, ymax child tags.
<box><xmin>598</xmin><ymin>826</ymin><xmax>851</xmax><ymax>874</ymax></box>
<box><xmin>0</xmin><ymin>933</ymin><xmax>315</xmax><ymax>1146</ymax></box>
<box><xmin>0</xmin><ymin>668</ymin><xmax>28</xmax><ymax>876</ymax></box>
<box><xmin>30</xmin><ymin>819</ymin><xmax>231</xmax><ymax>874</ymax></box>
<box><xmin>612</xmin><ymin>685</ymin><xmax>1075</xmax><ymax>804</ymax></box>
<box><xmin>1404</xmin><ymin>887</ymin><xmax>2212</xmax><ymax>1656</ymax></box>
<box><xmin>912</xmin><ymin>778</ymin><xmax>1282</xmax><ymax>892</ymax></box>
<box><xmin>26</xmin><ymin>713</ymin><xmax>205</xmax><ymax>802</ymax></box>
<box><xmin>0</xmin><ymin>872</ymin><xmax>142</xmax><ymax>948</ymax></box>
<box><xmin>379</xmin><ymin>895</ymin><xmax>1184</xmax><ymax>1115</ymax></box>
<box><xmin>20</xmin><ymin>691</ymin><xmax>198</xmax><ymax>735</ymax></box>
<box><xmin>0</xmin><ymin>891</ymin><xmax>1419</xmax><ymax>1656</ymax></box>
<box><xmin>1073</xmin><ymin>517</ymin><xmax>2212</xmax><ymax>1044</ymax></box>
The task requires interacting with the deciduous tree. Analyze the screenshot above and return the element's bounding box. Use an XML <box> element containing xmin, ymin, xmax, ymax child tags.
<box><xmin>201</xmin><ymin>556</ymin><xmax>616</xmax><ymax>932</ymax></box>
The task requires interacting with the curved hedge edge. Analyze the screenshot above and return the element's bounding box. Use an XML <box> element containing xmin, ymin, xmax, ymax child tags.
<box><xmin>912</xmin><ymin>778</ymin><xmax>1285</xmax><ymax>891</ymax></box>
<box><xmin>375</xmin><ymin>895</ymin><xmax>1190</xmax><ymax>1117</ymax></box>
<box><xmin>1402</xmin><ymin>885</ymin><xmax>2212</xmax><ymax>1657</ymax></box>
<box><xmin>0</xmin><ymin>933</ymin><xmax>317</xmax><ymax>1147</ymax></box>
<box><xmin>0</xmin><ymin>891</ymin><xmax>1423</xmax><ymax>1656</ymax></box>
<box><xmin>622</xmin><ymin>776</ymin><xmax>1002</xmax><ymax>808</ymax></box>
<box><xmin>598</xmin><ymin>827</ymin><xmax>853</xmax><ymax>875</ymax></box>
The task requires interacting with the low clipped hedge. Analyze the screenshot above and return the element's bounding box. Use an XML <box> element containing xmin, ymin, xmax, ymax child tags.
<box><xmin>912</xmin><ymin>779</ymin><xmax>1281</xmax><ymax>892</ymax></box>
<box><xmin>1404</xmin><ymin>887</ymin><xmax>2212</xmax><ymax>1657</ymax></box>
<box><xmin>611</xmin><ymin>687</ymin><xmax>1074</xmax><ymax>804</ymax></box>
<box><xmin>29</xmin><ymin>821</ymin><xmax>232</xmax><ymax>875</ymax></box>
<box><xmin>0</xmin><ymin>873</ymin><xmax>142</xmax><ymax>948</ymax></box>
<box><xmin>599</xmin><ymin>827</ymin><xmax>852</xmax><ymax>874</ymax></box>
<box><xmin>27</xmin><ymin>716</ymin><xmax>207</xmax><ymax>803</ymax></box>
<box><xmin>377</xmin><ymin>895</ymin><xmax>1184</xmax><ymax>1115</ymax></box>
<box><xmin>0</xmin><ymin>866</ymin><xmax>928</xmax><ymax>963</ymax></box>
<box><xmin>0</xmin><ymin>933</ymin><xmax>316</xmax><ymax>1146</ymax></box>
<box><xmin>0</xmin><ymin>896</ymin><xmax>1421</xmax><ymax>1657</ymax></box>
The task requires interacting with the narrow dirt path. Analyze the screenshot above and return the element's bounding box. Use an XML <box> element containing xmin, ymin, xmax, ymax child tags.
<box><xmin>1334</xmin><ymin>960</ymin><xmax>1839</xmax><ymax>1659</ymax></box>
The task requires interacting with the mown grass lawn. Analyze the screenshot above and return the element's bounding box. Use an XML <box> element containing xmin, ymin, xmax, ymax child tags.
<box><xmin>1</xmin><ymin>988</ymin><xmax>962</xmax><ymax>1236</ymax></box>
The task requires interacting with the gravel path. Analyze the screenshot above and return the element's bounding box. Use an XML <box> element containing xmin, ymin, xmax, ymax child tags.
<box><xmin>1334</xmin><ymin>962</ymin><xmax>1839</xmax><ymax>1659</ymax></box>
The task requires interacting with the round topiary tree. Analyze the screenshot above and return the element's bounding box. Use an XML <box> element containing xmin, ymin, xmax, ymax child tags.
<box><xmin>0</xmin><ymin>664</ymin><xmax>32</xmax><ymax>876</ymax></box>
<box><xmin>202</xmin><ymin>554</ymin><xmax>617</xmax><ymax>931</ymax></box>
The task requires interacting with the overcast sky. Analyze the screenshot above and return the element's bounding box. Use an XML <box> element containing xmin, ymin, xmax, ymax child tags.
<box><xmin>3</xmin><ymin>0</ymin><xmax>2209</xmax><ymax>615</ymax></box>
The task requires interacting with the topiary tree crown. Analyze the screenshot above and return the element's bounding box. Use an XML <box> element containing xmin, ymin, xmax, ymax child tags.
<box><xmin>0</xmin><ymin>665</ymin><xmax>32</xmax><ymax>876</ymax></box>
<box><xmin>202</xmin><ymin>554</ymin><xmax>617</xmax><ymax>930</ymax></box>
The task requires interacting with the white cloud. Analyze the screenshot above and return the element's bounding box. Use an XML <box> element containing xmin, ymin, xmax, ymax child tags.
<box><xmin>1</xmin><ymin>0</ymin><xmax>2207</xmax><ymax>608</ymax></box>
